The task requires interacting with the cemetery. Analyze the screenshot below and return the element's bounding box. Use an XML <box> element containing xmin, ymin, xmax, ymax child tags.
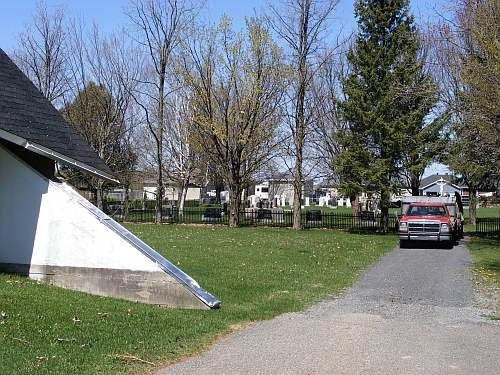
<box><xmin>103</xmin><ymin>196</ymin><xmax>398</xmax><ymax>231</ymax></box>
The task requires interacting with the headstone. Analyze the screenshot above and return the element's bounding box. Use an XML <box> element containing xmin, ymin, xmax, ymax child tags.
<box><xmin>306</xmin><ymin>209</ymin><xmax>323</xmax><ymax>224</ymax></box>
<box><xmin>162</xmin><ymin>205</ymin><xmax>173</xmax><ymax>220</ymax></box>
<box><xmin>202</xmin><ymin>207</ymin><xmax>221</xmax><ymax>221</ymax></box>
<box><xmin>257</xmin><ymin>209</ymin><xmax>272</xmax><ymax>222</ymax></box>
<box><xmin>360</xmin><ymin>210</ymin><xmax>375</xmax><ymax>222</ymax></box>
<box><xmin>346</xmin><ymin>198</ymin><xmax>352</xmax><ymax>208</ymax></box>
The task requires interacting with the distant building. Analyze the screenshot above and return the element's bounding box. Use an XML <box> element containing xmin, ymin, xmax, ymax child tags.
<box><xmin>142</xmin><ymin>180</ymin><xmax>201</xmax><ymax>202</ymax></box>
<box><xmin>419</xmin><ymin>173</ymin><xmax>469</xmax><ymax>205</ymax></box>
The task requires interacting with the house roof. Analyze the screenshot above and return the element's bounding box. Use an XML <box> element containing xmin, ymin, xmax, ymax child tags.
<box><xmin>0</xmin><ymin>49</ymin><xmax>117</xmax><ymax>183</ymax></box>
<box><xmin>419</xmin><ymin>174</ymin><xmax>464</xmax><ymax>190</ymax></box>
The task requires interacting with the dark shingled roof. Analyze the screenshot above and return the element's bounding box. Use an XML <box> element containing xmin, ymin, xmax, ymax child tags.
<box><xmin>420</xmin><ymin>174</ymin><xmax>464</xmax><ymax>189</ymax></box>
<box><xmin>0</xmin><ymin>48</ymin><xmax>117</xmax><ymax>182</ymax></box>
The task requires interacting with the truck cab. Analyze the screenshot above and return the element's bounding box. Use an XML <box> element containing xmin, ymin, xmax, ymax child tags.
<box><xmin>398</xmin><ymin>196</ymin><xmax>463</xmax><ymax>249</ymax></box>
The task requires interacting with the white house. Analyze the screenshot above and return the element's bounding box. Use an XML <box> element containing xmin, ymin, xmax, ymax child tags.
<box><xmin>0</xmin><ymin>49</ymin><xmax>219</xmax><ymax>309</ymax></box>
<box><xmin>143</xmin><ymin>180</ymin><xmax>201</xmax><ymax>202</ymax></box>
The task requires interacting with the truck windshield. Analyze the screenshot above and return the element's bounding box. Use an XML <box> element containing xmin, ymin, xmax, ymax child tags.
<box><xmin>407</xmin><ymin>206</ymin><xmax>446</xmax><ymax>216</ymax></box>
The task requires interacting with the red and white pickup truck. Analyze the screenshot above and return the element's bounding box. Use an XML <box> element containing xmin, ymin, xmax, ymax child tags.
<box><xmin>398</xmin><ymin>196</ymin><xmax>464</xmax><ymax>249</ymax></box>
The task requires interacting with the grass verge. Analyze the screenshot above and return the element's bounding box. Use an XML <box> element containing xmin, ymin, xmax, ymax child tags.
<box><xmin>0</xmin><ymin>225</ymin><xmax>397</xmax><ymax>374</ymax></box>
<box><xmin>467</xmin><ymin>233</ymin><xmax>500</xmax><ymax>319</ymax></box>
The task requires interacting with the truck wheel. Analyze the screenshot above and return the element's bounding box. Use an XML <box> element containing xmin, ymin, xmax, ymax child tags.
<box><xmin>399</xmin><ymin>239</ymin><xmax>408</xmax><ymax>248</ymax></box>
<box><xmin>445</xmin><ymin>239</ymin><xmax>454</xmax><ymax>249</ymax></box>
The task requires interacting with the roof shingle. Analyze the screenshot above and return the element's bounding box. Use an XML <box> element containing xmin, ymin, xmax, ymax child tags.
<box><xmin>0</xmin><ymin>48</ymin><xmax>116</xmax><ymax>181</ymax></box>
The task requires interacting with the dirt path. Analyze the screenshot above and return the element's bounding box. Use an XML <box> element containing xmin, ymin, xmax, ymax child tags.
<box><xmin>155</xmin><ymin>238</ymin><xmax>500</xmax><ymax>374</ymax></box>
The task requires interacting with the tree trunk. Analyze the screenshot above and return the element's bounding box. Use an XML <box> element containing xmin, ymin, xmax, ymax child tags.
<box><xmin>178</xmin><ymin>175</ymin><xmax>190</xmax><ymax>215</ymax></box>
<box><xmin>215</xmin><ymin>183</ymin><xmax>223</xmax><ymax>205</ymax></box>
<box><xmin>124</xmin><ymin>184</ymin><xmax>130</xmax><ymax>217</ymax></box>
<box><xmin>96</xmin><ymin>186</ymin><xmax>104</xmax><ymax>211</ymax></box>
<box><xmin>292</xmin><ymin>175</ymin><xmax>303</xmax><ymax>230</ymax></box>
<box><xmin>468</xmin><ymin>188</ymin><xmax>477</xmax><ymax>225</ymax></box>
<box><xmin>155</xmin><ymin>66</ymin><xmax>165</xmax><ymax>225</ymax></box>
<box><xmin>155</xmin><ymin>172</ymin><xmax>163</xmax><ymax>225</ymax></box>
<box><xmin>292</xmin><ymin>107</ymin><xmax>305</xmax><ymax>230</ymax></box>
<box><xmin>379</xmin><ymin>206</ymin><xmax>389</xmax><ymax>233</ymax></box>
<box><xmin>379</xmin><ymin>189</ymin><xmax>390</xmax><ymax>233</ymax></box>
<box><xmin>229</xmin><ymin>187</ymin><xmax>242</xmax><ymax>228</ymax></box>
<box><xmin>410</xmin><ymin>171</ymin><xmax>420</xmax><ymax>196</ymax></box>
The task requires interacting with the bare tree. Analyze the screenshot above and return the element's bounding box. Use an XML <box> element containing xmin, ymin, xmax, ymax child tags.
<box><xmin>266</xmin><ymin>0</ymin><xmax>340</xmax><ymax>229</ymax></box>
<box><xmin>163</xmin><ymin>82</ymin><xmax>200</xmax><ymax>213</ymax></box>
<box><xmin>12</xmin><ymin>1</ymin><xmax>71</xmax><ymax>106</ymax></box>
<box><xmin>85</xmin><ymin>25</ymin><xmax>142</xmax><ymax>211</ymax></box>
<box><xmin>125</xmin><ymin>0</ymin><xmax>205</xmax><ymax>224</ymax></box>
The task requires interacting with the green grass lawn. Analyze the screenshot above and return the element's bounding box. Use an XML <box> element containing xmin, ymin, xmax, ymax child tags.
<box><xmin>467</xmin><ymin>232</ymin><xmax>500</xmax><ymax>318</ymax></box>
<box><xmin>0</xmin><ymin>226</ymin><xmax>397</xmax><ymax>375</ymax></box>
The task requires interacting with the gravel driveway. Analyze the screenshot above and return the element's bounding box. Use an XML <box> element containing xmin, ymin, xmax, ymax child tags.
<box><xmin>155</xmin><ymin>238</ymin><xmax>500</xmax><ymax>374</ymax></box>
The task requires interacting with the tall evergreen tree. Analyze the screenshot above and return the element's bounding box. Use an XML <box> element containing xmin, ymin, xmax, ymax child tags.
<box><xmin>334</xmin><ymin>0</ymin><xmax>438</xmax><ymax>232</ymax></box>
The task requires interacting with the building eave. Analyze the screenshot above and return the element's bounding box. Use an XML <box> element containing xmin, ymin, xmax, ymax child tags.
<box><xmin>0</xmin><ymin>129</ymin><xmax>119</xmax><ymax>184</ymax></box>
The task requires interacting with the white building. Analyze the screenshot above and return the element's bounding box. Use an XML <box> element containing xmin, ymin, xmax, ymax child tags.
<box><xmin>0</xmin><ymin>49</ymin><xmax>218</xmax><ymax>309</ymax></box>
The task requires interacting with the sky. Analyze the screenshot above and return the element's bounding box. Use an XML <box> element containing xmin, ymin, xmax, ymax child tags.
<box><xmin>0</xmin><ymin>0</ymin><xmax>438</xmax><ymax>53</ymax></box>
<box><xmin>0</xmin><ymin>0</ymin><xmax>449</xmax><ymax>176</ymax></box>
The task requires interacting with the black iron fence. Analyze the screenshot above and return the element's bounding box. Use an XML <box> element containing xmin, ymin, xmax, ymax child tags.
<box><xmin>107</xmin><ymin>206</ymin><xmax>398</xmax><ymax>232</ymax></box>
<box><xmin>476</xmin><ymin>218</ymin><xmax>500</xmax><ymax>237</ymax></box>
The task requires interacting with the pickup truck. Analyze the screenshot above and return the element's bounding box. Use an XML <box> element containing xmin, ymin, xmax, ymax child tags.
<box><xmin>398</xmin><ymin>196</ymin><xmax>463</xmax><ymax>249</ymax></box>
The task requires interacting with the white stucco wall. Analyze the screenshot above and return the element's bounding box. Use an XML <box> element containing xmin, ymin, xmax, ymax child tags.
<box><xmin>32</xmin><ymin>182</ymin><xmax>161</xmax><ymax>271</ymax></box>
<box><xmin>0</xmin><ymin>144</ymin><xmax>219</xmax><ymax>309</ymax></box>
<box><xmin>0</xmin><ymin>145</ymin><xmax>158</xmax><ymax>271</ymax></box>
<box><xmin>0</xmin><ymin>145</ymin><xmax>46</xmax><ymax>263</ymax></box>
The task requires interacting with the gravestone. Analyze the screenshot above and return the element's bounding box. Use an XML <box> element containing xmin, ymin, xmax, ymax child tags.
<box><xmin>319</xmin><ymin>196</ymin><xmax>326</xmax><ymax>206</ymax></box>
<box><xmin>306</xmin><ymin>209</ymin><xmax>323</xmax><ymax>224</ymax></box>
<box><xmin>256</xmin><ymin>208</ymin><xmax>272</xmax><ymax>222</ymax></box>
<box><xmin>358</xmin><ymin>210</ymin><xmax>376</xmax><ymax>226</ymax></box>
<box><xmin>202</xmin><ymin>207</ymin><xmax>221</xmax><ymax>221</ymax></box>
<box><xmin>162</xmin><ymin>205</ymin><xmax>173</xmax><ymax>220</ymax></box>
<box><xmin>360</xmin><ymin>210</ymin><xmax>375</xmax><ymax>221</ymax></box>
